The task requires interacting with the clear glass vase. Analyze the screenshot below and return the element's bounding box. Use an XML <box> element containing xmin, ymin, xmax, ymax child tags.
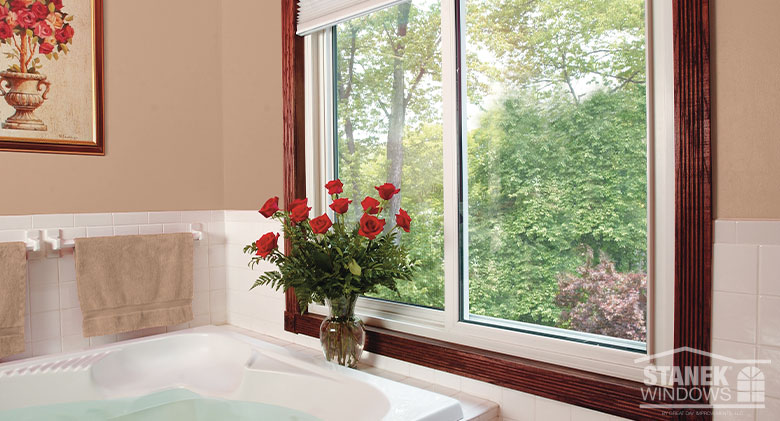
<box><xmin>319</xmin><ymin>295</ymin><xmax>365</xmax><ymax>368</ymax></box>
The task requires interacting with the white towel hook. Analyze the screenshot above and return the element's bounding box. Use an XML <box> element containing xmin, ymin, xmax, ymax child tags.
<box><xmin>25</xmin><ymin>230</ymin><xmax>41</xmax><ymax>252</ymax></box>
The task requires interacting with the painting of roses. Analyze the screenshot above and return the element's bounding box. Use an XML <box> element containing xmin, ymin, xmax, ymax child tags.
<box><xmin>0</xmin><ymin>0</ymin><xmax>103</xmax><ymax>155</ymax></box>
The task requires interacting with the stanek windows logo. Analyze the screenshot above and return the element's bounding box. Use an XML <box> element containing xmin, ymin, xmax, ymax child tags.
<box><xmin>635</xmin><ymin>347</ymin><xmax>770</xmax><ymax>416</ymax></box>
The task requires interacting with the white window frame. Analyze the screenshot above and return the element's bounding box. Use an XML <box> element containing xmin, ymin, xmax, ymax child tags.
<box><xmin>304</xmin><ymin>0</ymin><xmax>674</xmax><ymax>384</ymax></box>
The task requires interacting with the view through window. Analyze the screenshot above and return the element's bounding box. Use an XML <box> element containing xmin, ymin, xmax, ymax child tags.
<box><xmin>334</xmin><ymin>0</ymin><xmax>648</xmax><ymax>348</ymax></box>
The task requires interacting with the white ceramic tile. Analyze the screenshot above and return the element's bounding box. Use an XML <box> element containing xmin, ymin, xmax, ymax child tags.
<box><xmin>737</xmin><ymin>221</ymin><xmax>780</xmax><ymax>246</ymax></box>
<box><xmin>713</xmin><ymin>244</ymin><xmax>759</xmax><ymax>294</ymax></box>
<box><xmin>535</xmin><ymin>396</ymin><xmax>572</xmax><ymax>421</ymax></box>
<box><xmin>32</xmin><ymin>338</ymin><xmax>61</xmax><ymax>356</ymax></box>
<box><xmin>162</xmin><ymin>223</ymin><xmax>189</xmax><ymax>234</ymax></box>
<box><xmin>193</xmin><ymin>268</ymin><xmax>209</xmax><ymax>292</ymax></box>
<box><xmin>434</xmin><ymin>369</ymin><xmax>462</xmax><ymax>391</ymax></box>
<box><xmin>74</xmin><ymin>213</ymin><xmax>113</xmax><ymax>227</ymax></box>
<box><xmin>193</xmin><ymin>292</ymin><xmax>210</xmax><ymax>316</ymax></box>
<box><xmin>30</xmin><ymin>283</ymin><xmax>60</xmax><ymax>313</ymax></box>
<box><xmin>713</xmin><ymin>292</ymin><xmax>757</xmax><ymax>343</ymax></box>
<box><xmin>189</xmin><ymin>246</ymin><xmax>207</xmax><ymax>271</ymax></box>
<box><xmin>711</xmin><ymin>339</ymin><xmax>757</xmax><ymax>406</ymax></box>
<box><xmin>499</xmin><ymin>387</ymin><xmax>536</xmax><ymax>421</ymax></box>
<box><xmin>461</xmin><ymin>377</ymin><xmax>501</xmax><ymax>403</ymax></box>
<box><xmin>211</xmin><ymin>210</ymin><xmax>226</xmax><ymax>222</ymax></box>
<box><xmin>61</xmin><ymin>307</ymin><xmax>83</xmax><ymax>336</ymax></box>
<box><xmin>757</xmin><ymin>346</ymin><xmax>780</xmax><ymax>399</ymax></box>
<box><xmin>60</xmin><ymin>227</ymin><xmax>86</xmax><ymax>242</ymax></box>
<box><xmin>86</xmin><ymin>226</ymin><xmax>113</xmax><ymax>237</ymax></box>
<box><xmin>89</xmin><ymin>334</ymin><xmax>116</xmax><ymax>347</ymax></box>
<box><xmin>114</xmin><ymin>225</ymin><xmax>139</xmax><ymax>236</ymax></box>
<box><xmin>210</xmin><ymin>290</ymin><xmax>226</xmax><ymax>312</ymax></box>
<box><xmin>181</xmin><ymin>211</ymin><xmax>213</xmax><ymax>223</ymax></box>
<box><xmin>113</xmin><ymin>212</ymin><xmax>148</xmax><ymax>225</ymax></box>
<box><xmin>209</xmin><ymin>266</ymin><xmax>227</xmax><ymax>290</ymax></box>
<box><xmin>62</xmin><ymin>334</ymin><xmax>89</xmax><ymax>352</ymax></box>
<box><xmin>148</xmin><ymin>211</ymin><xmax>181</xmax><ymax>224</ymax></box>
<box><xmin>715</xmin><ymin>220</ymin><xmax>738</xmax><ymax>244</ymax></box>
<box><xmin>0</xmin><ymin>215</ymin><xmax>32</xmax><ymax>230</ymax></box>
<box><xmin>0</xmin><ymin>229</ymin><xmax>25</xmax><ymax>242</ymax></box>
<box><xmin>138</xmin><ymin>224</ymin><xmax>163</xmax><ymax>235</ymax></box>
<box><xmin>28</xmin><ymin>258</ymin><xmax>59</xmax><ymax>286</ymax></box>
<box><xmin>30</xmin><ymin>311</ymin><xmax>60</xmax><ymax>341</ymax></box>
<box><xmin>208</xmin><ymin>222</ymin><xmax>226</xmax><ymax>245</ymax></box>
<box><xmin>759</xmin><ymin>245</ymin><xmax>780</xmax><ymax>296</ymax></box>
<box><xmin>571</xmin><ymin>406</ymin><xmax>618</xmax><ymax>421</ymax></box>
<box><xmin>224</xmin><ymin>210</ymin><xmax>265</xmax><ymax>223</ymax></box>
<box><xmin>59</xmin><ymin>281</ymin><xmax>79</xmax><ymax>309</ymax></box>
<box><xmin>190</xmin><ymin>314</ymin><xmax>211</xmax><ymax>328</ymax></box>
<box><xmin>33</xmin><ymin>214</ymin><xmax>74</xmax><ymax>228</ymax></box>
<box><xmin>58</xmin><ymin>252</ymin><xmax>76</xmax><ymax>282</ymax></box>
<box><xmin>714</xmin><ymin>408</ymin><xmax>755</xmax><ymax>421</ymax></box>
<box><xmin>208</xmin><ymin>245</ymin><xmax>226</xmax><ymax>267</ymax></box>
<box><xmin>758</xmin><ymin>296</ymin><xmax>780</xmax><ymax>347</ymax></box>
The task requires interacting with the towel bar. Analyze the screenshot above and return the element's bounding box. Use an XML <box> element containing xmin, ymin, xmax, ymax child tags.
<box><xmin>42</xmin><ymin>224</ymin><xmax>204</xmax><ymax>251</ymax></box>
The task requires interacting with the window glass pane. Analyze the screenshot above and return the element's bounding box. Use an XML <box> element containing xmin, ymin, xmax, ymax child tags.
<box><xmin>464</xmin><ymin>0</ymin><xmax>648</xmax><ymax>348</ymax></box>
<box><xmin>334</xmin><ymin>0</ymin><xmax>444</xmax><ymax>308</ymax></box>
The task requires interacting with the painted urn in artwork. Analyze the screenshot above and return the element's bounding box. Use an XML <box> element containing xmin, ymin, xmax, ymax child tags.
<box><xmin>0</xmin><ymin>71</ymin><xmax>51</xmax><ymax>131</ymax></box>
<box><xmin>0</xmin><ymin>0</ymin><xmax>76</xmax><ymax>131</ymax></box>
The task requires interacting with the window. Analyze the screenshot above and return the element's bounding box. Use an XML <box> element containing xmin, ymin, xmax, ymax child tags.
<box><xmin>302</xmin><ymin>0</ymin><xmax>674</xmax><ymax>381</ymax></box>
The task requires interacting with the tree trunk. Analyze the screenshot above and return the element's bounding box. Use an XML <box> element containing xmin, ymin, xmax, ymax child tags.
<box><xmin>385</xmin><ymin>3</ymin><xmax>411</xmax><ymax>227</ymax></box>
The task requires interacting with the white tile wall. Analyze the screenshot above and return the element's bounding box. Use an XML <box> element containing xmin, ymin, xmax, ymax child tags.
<box><xmin>713</xmin><ymin>219</ymin><xmax>780</xmax><ymax>421</ymax></box>
<box><xmin>0</xmin><ymin>211</ymin><xmax>228</xmax><ymax>363</ymax></box>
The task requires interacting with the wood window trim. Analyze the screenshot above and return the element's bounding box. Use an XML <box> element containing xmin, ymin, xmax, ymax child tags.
<box><xmin>280</xmin><ymin>1</ymin><xmax>712</xmax><ymax>420</ymax></box>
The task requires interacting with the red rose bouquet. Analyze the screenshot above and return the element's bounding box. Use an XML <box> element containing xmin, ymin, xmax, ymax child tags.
<box><xmin>244</xmin><ymin>180</ymin><xmax>416</xmax><ymax>310</ymax></box>
<box><xmin>0</xmin><ymin>0</ymin><xmax>75</xmax><ymax>73</ymax></box>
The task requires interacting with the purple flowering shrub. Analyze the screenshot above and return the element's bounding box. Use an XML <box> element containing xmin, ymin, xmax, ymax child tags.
<box><xmin>556</xmin><ymin>248</ymin><xmax>647</xmax><ymax>342</ymax></box>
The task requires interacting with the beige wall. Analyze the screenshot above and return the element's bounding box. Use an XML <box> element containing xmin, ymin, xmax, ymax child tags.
<box><xmin>712</xmin><ymin>0</ymin><xmax>780</xmax><ymax>219</ymax></box>
<box><xmin>221</xmin><ymin>0</ymin><xmax>284</xmax><ymax>210</ymax></box>
<box><xmin>0</xmin><ymin>0</ymin><xmax>283</xmax><ymax>216</ymax></box>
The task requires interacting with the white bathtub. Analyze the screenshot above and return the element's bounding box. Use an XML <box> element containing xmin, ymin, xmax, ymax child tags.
<box><xmin>0</xmin><ymin>326</ymin><xmax>463</xmax><ymax>420</ymax></box>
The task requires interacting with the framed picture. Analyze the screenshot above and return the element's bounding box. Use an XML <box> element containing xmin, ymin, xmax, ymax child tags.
<box><xmin>0</xmin><ymin>0</ymin><xmax>103</xmax><ymax>155</ymax></box>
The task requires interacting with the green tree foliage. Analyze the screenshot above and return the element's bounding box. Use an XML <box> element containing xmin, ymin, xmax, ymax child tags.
<box><xmin>333</xmin><ymin>0</ymin><xmax>648</xmax><ymax>338</ymax></box>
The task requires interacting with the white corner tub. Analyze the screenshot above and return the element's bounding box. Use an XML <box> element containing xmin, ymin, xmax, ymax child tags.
<box><xmin>0</xmin><ymin>326</ymin><xmax>463</xmax><ymax>421</ymax></box>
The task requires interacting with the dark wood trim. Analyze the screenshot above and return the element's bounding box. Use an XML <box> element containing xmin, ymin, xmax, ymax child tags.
<box><xmin>673</xmin><ymin>1</ymin><xmax>713</xmax><ymax>419</ymax></box>
<box><xmin>281</xmin><ymin>0</ymin><xmax>712</xmax><ymax>420</ymax></box>
<box><xmin>281</xmin><ymin>0</ymin><xmax>306</xmax><ymax>318</ymax></box>
<box><xmin>0</xmin><ymin>0</ymin><xmax>104</xmax><ymax>156</ymax></box>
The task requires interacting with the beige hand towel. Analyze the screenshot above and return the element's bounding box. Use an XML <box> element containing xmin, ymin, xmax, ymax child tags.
<box><xmin>0</xmin><ymin>242</ymin><xmax>27</xmax><ymax>359</ymax></box>
<box><xmin>75</xmin><ymin>233</ymin><xmax>194</xmax><ymax>337</ymax></box>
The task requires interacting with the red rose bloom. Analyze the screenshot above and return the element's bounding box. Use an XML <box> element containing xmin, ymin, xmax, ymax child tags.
<box><xmin>289</xmin><ymin>198</ymin><xmax>308</xmax><ymax>212</ymax></box>
<box><xmin>0</xmin><ymin>7</ymin><xmax>8</xmax><ymax>20</ymax></box>
<box><xmin>375</xmin><ymin>183</ymin><xmax>400</xmax><ymax>200</ymax></box>
<box><xmin>10</xmin><ymin>0</ymin><xmax>26</xmax><ymax>12</ymax></box>
<box><xmin>30</xmin><ymin>2</ymin><xmax>48</xmax><ymax>19</ymax></box>
<box><xmin>255</xmin><ymin>232</ymin><xmax>280</xmax><ymax>258</ymax></box>
<box><xmin>361</xmin><ymin>197</ymin><xmax>381</xmax><ymax>215</ymax></box>
<box><xmin>258</xmin><ymin>196</ymin><xmax>280</xmax><ymax>218</ymax></box>
<box><xmin>0</xmin><ymin>22</ymin><xmax>11</xmax><ymax>39</ymax></box>
<box><xmin>32</xmin><ymin>20</ymin><xmax>51</xmax><ymax>38</ymax></box>
<box><xmin>55</xmin><ymin>25</ymin><xmax>74</xmax><ymax>44</ymax></box>
<box><xmin>290</xmin><ymin>200</ymin><xmax>311</xmax><ymax>224</ymax></box>
<box><xmin>52</xmin><ymin>0</ymin><xmax>63</xmax><ymax>10</ymax></box>
<box><xmin>329</xmin><ymin>198</ymin><xmax>352</xmax><ymax>214</ymax></box>
<box><xmin>38</xmin><ymin>41</ymin><xmax>54</xmax><ymax>55</ymax></box>
<box><xmin>395</xmin><ymin>208</ymin><xmax>411</xmax><ymax>232</ymax></box>
<box><xmin>16</xmin><ymin>10</ymin><xmax>36</xmax><ymax>28</ymax></box>
<box><xmin>324</xmin><ymin>179</ymin><xmax>343</xmax><ymax>195</ymax></box>
<box><xmin>358</xmin><ymin>214</ymin><xmax>386</xmax><ymax>240</ymax></box>
<box><xmin>309</xmin><ymin>214</ymin><xmax>333</xmax><ymax>234</ymax></box>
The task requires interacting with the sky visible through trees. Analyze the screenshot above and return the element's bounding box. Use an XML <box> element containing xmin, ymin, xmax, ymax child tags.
<box><xmin>335</xmin><ymin>0</ymin><xmax>648</xmax><ymax>342</ymax></box>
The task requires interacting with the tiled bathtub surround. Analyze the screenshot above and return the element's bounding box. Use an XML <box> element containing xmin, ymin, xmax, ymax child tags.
<box><xmin>713</xmin><ymin>220</ymin><xmax>780</xmax><ymax>421</ymax></box>
<box><xmin>0</xmin><ymin>211</ymin><xmax>228</xmax><ymax>362</ymax></box>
